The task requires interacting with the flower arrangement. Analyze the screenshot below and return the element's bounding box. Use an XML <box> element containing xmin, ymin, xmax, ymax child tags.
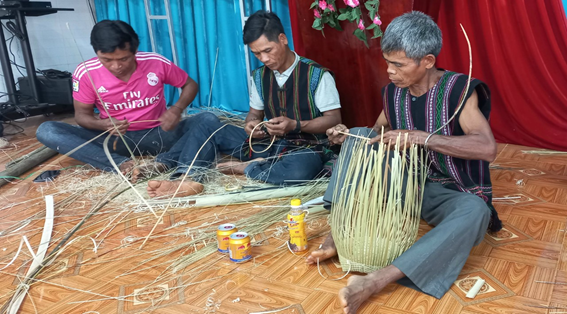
<box><xmin>311</xmin><ymin>0</ymin><xmax>382</xmax><ymax>47</ymax></box>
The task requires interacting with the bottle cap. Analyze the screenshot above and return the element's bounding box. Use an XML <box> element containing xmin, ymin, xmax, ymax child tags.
<box><xmin>290</xmin><ymin>199</ymin><xmax>302</xmax><ymax>206</ymax></box>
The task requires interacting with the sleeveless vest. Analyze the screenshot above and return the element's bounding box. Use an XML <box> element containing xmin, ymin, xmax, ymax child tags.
<box><xmin>382</xmin><ymin>71</ymin><xmax>502</xmax><ymax>232</ymax></box>
<box><xmin>252</xmin><ymin>57</ymin><xmax>332</xmax><ymax>143</ymax></box>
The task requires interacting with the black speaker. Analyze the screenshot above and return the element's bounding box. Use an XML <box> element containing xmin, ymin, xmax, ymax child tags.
<box><xmin>18</xmin><ymin>75</ymin><xmax>73</xmax><ymax>105</ymax></box>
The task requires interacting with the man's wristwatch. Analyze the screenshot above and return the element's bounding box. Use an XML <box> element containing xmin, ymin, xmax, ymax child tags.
<box><xmin>293</xmin><ymin>119</ymin><xmax>301</xmax><ymax>133</ymax></box>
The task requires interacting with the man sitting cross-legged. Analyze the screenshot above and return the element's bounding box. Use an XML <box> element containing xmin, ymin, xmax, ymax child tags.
<box><xmin>144</xmin><ymin>10</ymin><xmax>342</xmax><ymax>198</ymax></box>
<box><xmin>36</xmin><ymin>20</ymin><xmax>201</xmax><ymax>193</ymax></box>
<box><xmin>305</xmin><ymin>12</ymin><xmax>502</xmax><ymax>314</ymax></box>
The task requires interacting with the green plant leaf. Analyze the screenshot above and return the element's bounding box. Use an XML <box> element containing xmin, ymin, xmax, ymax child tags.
<box><xmin>309</xmin><ymin>1</ymin><xmax>318</xmax><ymax>9</ymax></box>
<box><xmin>372</xmin><ymin>27</ymin><xmax>383</xmax><ymax>39</ymax></box>
<box><xmin>365</xmin><ymin>2</ymin><xmax>375</xmax><ymax>11</ymax></box>
<box><xmin>366</xmin><ymin>23</ymin><xmax>377</xmax><ymax>30</ymax></box>
<box><xmin>369</xmin><ymin>10</ymin><xmax>376</xmax><ymax>19</ymax></box>
<box><xmin>338</xmin><ymin>13</ymin><xmax>350</xmax><ymax>21</ymax></box>
<box><xmin>354</xmin><ymin>28</ymin><xmax>369</xmax><ymax>47</ymax></box>
<box><xmin>332</xmin><ymin>22</ymin><xmax>343</xmax><ymax>31</ymax></box>
<box><xmin>312</xmin><ymin>18</ymin><xmax>323</xmax><ymax>30</ymax></box>
<box><xmin>339</xmin><ymin>8</ymin><xmax>347</xmax><ymax>14</ymax></box>
<box><xmin>350</xmin><ymin>9</ymin><xmax>359</xmax><ymax>21</ymax></box>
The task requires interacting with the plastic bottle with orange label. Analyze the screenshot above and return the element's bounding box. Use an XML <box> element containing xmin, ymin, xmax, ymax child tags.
<box><xmin>287</xmin><ymin>198</ymin><xmax>307</xmax><ymax>252</ymax></box>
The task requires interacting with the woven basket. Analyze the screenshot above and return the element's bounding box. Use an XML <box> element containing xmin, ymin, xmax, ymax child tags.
<box><xmin>330</xmin><ymin>133</ymin><xmax>427</xmax><ymax>274</ymax></box>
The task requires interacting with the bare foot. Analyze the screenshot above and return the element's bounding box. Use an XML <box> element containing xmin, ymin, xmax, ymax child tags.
<box><xmin>147</xmin><ymin>179</ymin><xmax>204</xmax><ymax>198</ymax></box>
<box><xmin>216</xmin><ymin>158</ymin><xmax>265</xmax><ymax>175</ymax></box>
<box><xmin>119</xmin><ymin>160</ymin><xmax>136</xmax><ymax>175</ymax></box>
<box><xmin>131</xmin><ymin>162</ymin><xmax>168</xmax><ymax>183</ymax></box>
<box><xmin>338</xmin><ymin>265</ymin><xmax>404</xmax><ymax>314</ymax></box>
<box><xmin>306</xmin><ymin>233</ymin><xmax>337</xmax><ymax>264</ymax></box>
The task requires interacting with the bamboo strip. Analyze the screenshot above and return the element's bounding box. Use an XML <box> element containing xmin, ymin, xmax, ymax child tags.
<box><xmin>5</xmin><ymin>195</ymin><xmax>54</xmax><ymax>314</ymax></box>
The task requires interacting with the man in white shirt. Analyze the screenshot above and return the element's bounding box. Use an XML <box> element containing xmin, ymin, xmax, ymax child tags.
<box><xmin>145</xmin><ymin>10</ymin><xmax>342</xmax><ymax>198</ymax></box>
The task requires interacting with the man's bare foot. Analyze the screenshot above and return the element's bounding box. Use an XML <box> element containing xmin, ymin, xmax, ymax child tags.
<box><xmin>306</xmin><ymin>233</ymin><xmax>337</xmax><ymax>264</ymax></box>
<box><xmin>338</xmin><ymin>265</ymin><xmax>404</xmax><ymax>314</ymax></box>
<box><xmin>147</xmin><ymin>179</ymin><xmax>204</xmax><ymax>198</ymax></box>
<box><xmin>119</xmin><ymin>160</ymin><xmax>136</xmax><ymax>175</ymax></box>
<box><xmin>131</xmin><ymin>162</ymin><xmax>168</xmax><ymax>183</ymax></box>
<box><xmin>216</xmin><ymin>158</ymin><xmax>266</xmax><ymax>175</ymax></box>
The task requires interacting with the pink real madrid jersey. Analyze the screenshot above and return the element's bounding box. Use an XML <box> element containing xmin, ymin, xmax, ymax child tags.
<box><xmin>72</xmin><ymin>52</ymin><xmax>189</xmax><ymax>131</ymax></box>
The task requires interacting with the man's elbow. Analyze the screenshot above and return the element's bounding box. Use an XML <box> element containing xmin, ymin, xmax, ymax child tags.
<box><xmin>484</xmin><ymin>143</ymin><xmax>498</xmax><ymax>163</ymax></box>
<box><xmin>187</xmin><ymin>81</ymin><xmax>198</xmax><ymax>92</ymax></box>
<box><xmin>183</xmin><ymin>78</ymin><xmax>198</xmax><ymax>91</ymax></box>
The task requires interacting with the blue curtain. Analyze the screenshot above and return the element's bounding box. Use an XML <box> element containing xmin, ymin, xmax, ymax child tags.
<box><xmin>94</xmin><ymin>0</ymin><xmax>293</xmax><ymax>113</ymax></box>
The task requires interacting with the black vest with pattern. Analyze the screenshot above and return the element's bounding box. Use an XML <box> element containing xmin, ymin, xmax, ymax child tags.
<box><xmin>252</xmin><ymin>57</ymin><xmax>332</xmax><ymax>143</ymax></box>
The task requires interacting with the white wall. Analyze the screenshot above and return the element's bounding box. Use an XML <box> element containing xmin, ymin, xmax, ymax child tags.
<box><xmin>0</xmin><ymin>0</ymin><xmax>96</xmax><ymax>96</ymax></box>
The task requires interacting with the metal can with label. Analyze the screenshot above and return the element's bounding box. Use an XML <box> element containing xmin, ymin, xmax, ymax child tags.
<box><xmin>217</xmin><ymin>223</ymin><xmax>237</xmax><ymax>253</ymax></box>
<box><xmin>228</xmin><ymin>232</ymin><xmax>252</xmax><ymax>263</ymax></box>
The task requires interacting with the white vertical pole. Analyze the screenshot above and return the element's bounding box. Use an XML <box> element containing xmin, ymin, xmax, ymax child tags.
<box><xmin>239</xmin><ymin>0</ymin><xmax>252</xmax><ymax>94</ymax></box>
<box><xmin>143</xmin><ymin>0</ymin><xmax>157</xmax><ymax>52</ymax></box>
<box><xmin>144</xmin><ymin>0</ymin><xmax>183</xmax><ymax>103</ymax></box>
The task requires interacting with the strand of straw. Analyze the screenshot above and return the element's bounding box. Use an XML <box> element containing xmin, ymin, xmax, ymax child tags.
<box><xmin>431</xmin><ymin>24</ymin><xmax>472</xmax><ymax>135</ymax></box>
<box><xmin>249</xmin><ymin>305</ymin><xmax>293</xmax><ymax>314</ymax></box>
<box><xmin>248</xmin><ymin>121</ymin><xmax>277</xmax><ymax>153</ymax></box>
<box><xmin>336</xmin><ymin>130</ymin><xmax>371</xmax><ymax>141</ymax></box>
<box><xmin>316</xmin><ymin>258</ymin><xmax>351</xmax><ymax>281</ymax></box>
<box><xmin>102</xmin><ymin>133</ymin><xmax>158</xmax><ymax>218</ymax></box>
<box><xmin>139</xmin><ymin>124</ymin><xmax>228</xmax><ymax>249</ymax></box>
<box><xmin>207</xmin><ymin>47</ymin><xmax>219</xmax><ymax>108</ymax></box>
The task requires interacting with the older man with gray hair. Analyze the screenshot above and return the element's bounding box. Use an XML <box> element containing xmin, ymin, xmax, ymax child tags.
<box><xmin>306</xmin><ymin>11</ymin><xmax>502</xmax><ymax>314</ymax></box>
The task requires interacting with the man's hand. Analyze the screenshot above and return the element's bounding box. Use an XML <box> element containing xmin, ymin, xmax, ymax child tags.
<box><xmin>244</xmin><ymin>119</ymin><xmax>267</xmax><ymax>138</ymax></box>
<box><xmin>368</xmin><ymin>129</ymin><xmax>430</xmax><ymax>149</ymax></box>
<box><xmin>159</xmin><ymin>106</ymin><xmax>183</xmax><ymax>132</ymax></box>
<box><xmin>326</xmin><ymin>124</ymin><xmax>349</xmax><ymax>145</ymax></box>
<box><xmin>264</xmin><ymin>116</ymin><xmax>296</xmax><ymax>137</ymax></box>
<box><xmin>104</xmin><ymin>117</ymin><xmax>130</xmax><ymax>135</ymax></box>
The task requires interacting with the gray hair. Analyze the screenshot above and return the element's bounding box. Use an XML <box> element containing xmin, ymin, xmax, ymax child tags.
<box><xmin>381</xmin><ymin>11</ymin><xmax>442</xmax><ymax>62</ymax></box>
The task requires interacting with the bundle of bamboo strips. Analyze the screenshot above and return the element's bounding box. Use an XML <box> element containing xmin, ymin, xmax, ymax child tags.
<box><xmin>330</xmin><ymin>133</ymin><xmax>428</xmax><ymax>273</ymax></box>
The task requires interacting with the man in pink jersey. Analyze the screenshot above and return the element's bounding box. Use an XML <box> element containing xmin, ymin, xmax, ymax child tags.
<box><xmin>37</xmin><ymin>20</ymin><xmax>201</xmax><ymax>190</ymax></box>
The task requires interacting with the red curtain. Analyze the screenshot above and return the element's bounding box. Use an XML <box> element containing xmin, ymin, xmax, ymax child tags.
<box><xmin>289</xmin><ymin>0</ymin><xmax>567</xmax><ymax>151</ymax></box>
<box><xmin>416</xmin><ymin>0</ymin><xmax>567</xmax><ymax>151</ymax></box>
<box><xmin>288</xmin><ymin>0</ymin><xmax>413</xmax><ymax>128</ymax></box>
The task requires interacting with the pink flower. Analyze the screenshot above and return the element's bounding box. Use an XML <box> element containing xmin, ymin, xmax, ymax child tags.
<box><xmin>344</xmin><ymin>0</ymin><xmax>359</xmax><ymax>8</ymax></box>
<box><xmin>373</xmin><ymin>16</ymin><xmax>382</xmax><ymax>25</ymax></box>
<box><xmin>358</xmin><ymin>19</ymin><xmax>365</xmax><ymax>30</ymax></box>
<box><xmin>329</xmin><ymin>4</ymin><xmax>335</xmax><ymax>11</ymax></box>
<box><xmin>314</xmin><ymin>9</ymin><xmax>321</xmax><ymax>19</ymax></box>
<box><xmin>318</xmin><ymin>0</ymin><xmax>327</xmax><ymax>10</ymax></box>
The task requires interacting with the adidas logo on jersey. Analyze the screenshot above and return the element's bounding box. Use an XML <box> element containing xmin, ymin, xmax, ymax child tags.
<box><xmin>97</xmin><ymin>86</ymin><xmax>109</xmax><ymax>93</ymax></box>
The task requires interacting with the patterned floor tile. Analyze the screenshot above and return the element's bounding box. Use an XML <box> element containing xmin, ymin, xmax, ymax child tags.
<box><xmin>449</xmin><ymin>269</ymin><xmax>515</xmax><ymax>306</ymax></box>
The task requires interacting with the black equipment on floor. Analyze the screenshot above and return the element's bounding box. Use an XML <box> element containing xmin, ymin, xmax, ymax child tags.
<box><xmin>0</xmin><ymin>1</ymin><xmax>74</xmax><ymax>122</ymax></box>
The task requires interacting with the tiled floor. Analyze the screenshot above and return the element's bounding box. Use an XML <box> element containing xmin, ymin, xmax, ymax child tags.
<box><xmin>0</xmin><ymin>127</ymin><xmax>565</xmax><ymax>313</ymax></box>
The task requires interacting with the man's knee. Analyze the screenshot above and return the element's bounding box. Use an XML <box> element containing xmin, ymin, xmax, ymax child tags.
<box><xmin>461</xmin><ymin>196</ymin><xmax>491</xmax><ymax>220</ymax></box>
<box><xmin>36</xmin><ymin>122</ymin><xmax>61</xmax><ymax>145</ymax></box>
<box><xmin>196</xmin><ymin>112</ymin><xmax>220</xmax><ymax>125</ymax></box>
<box><xmin>455</xmin><ymin>195</ymin><xmax>491</xmax><ymax>244</ymax></box>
